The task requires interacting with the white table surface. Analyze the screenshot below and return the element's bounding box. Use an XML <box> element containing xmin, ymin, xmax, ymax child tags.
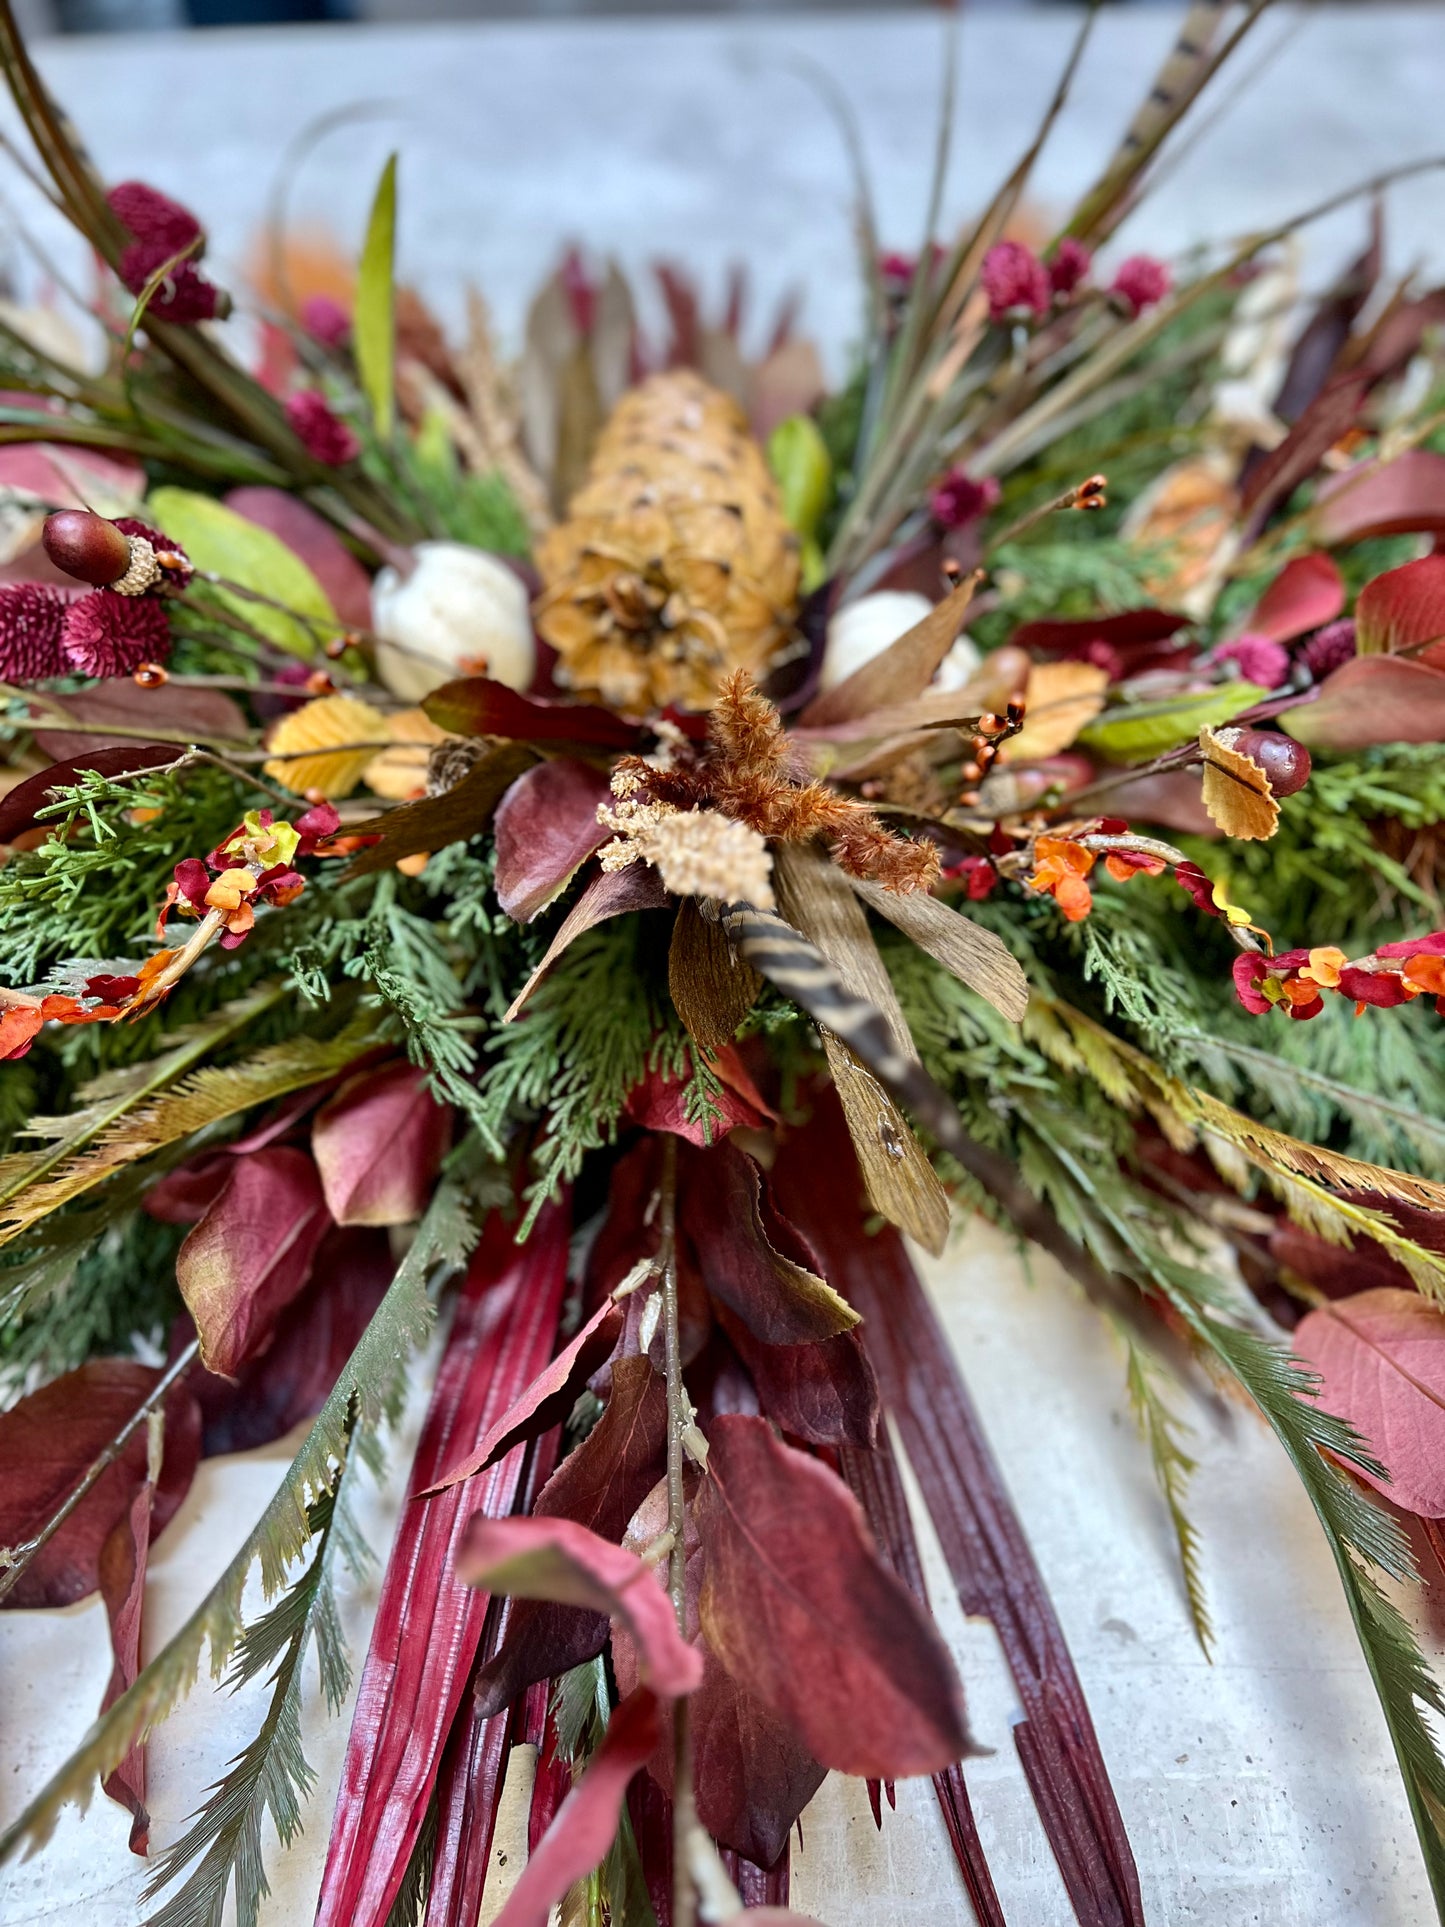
<box><xmin>1</xmin><ymin>8</ymin><xmax>1442</xmax><ymax>1924</ymax></box>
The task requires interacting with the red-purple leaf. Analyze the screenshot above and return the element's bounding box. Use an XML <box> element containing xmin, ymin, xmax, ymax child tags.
<box><xmin>681</xmin><ymin>1141</ymin><xmax>856</xmax><ymax>1345</ymax></box>
<box><xmin>726</xmin><ymin>1321</ymin><xmax>878</xmax><ymax>1449</ymax></box>
<box><xmin>1270</xmin><ymin>1223</ymin><xmax>1414</xmax><ymax>1302</ymax></box>
<box><xmin>311</xmin><ymin>1060</ymin><xmax>451</xmax><ymax>1227</ymax></box>
<box><xmin>624</xmin><ymin>1044</ymin><xmax>774</xmax><ymax>1144</ymax></box>
<box><xmin>1282</xmin><ymin>654</ymin><xmax>1445</xmax><ymax>749</ymax></box>
<box><xmin>33</xmin><ymin>681</ymin><xmax>249</xmax><ymax>760</ymax></box>
<box><xmin>423</xmin><ymin>676</ymin><xmax>645</xmax><ymax>751</ymax></box>
<box><xmin>1249</xmin><ymin>552</ymin><xmax>1345</xmax><ymax>643</ymax></box>
<box><xmin>1355</xmin><ymin>554</ymin><xmax>1445</xmax><ymax>660</ymax></box>
<box><xmin>98</xmin><ymin>1480</ymin><xmax>154</xmax><ymax>1854</ymax></box>
<box><xmin>492</xmin><ymin>757</ymin><xmax>614</xmax><ymax>922</ymax></box>
<box><xmin>187</xmin><ymin>1225</ymin><xmax>394</xmax><ymax>1456</ymax></box>
<box><xmin>176</xmin><ymin>1146</ymin><xmax>330</xmax><ymax>1377</ymax></box>
<box><xmin>1310</xmin><ymin>450</ymin><xmax>1445</xmax><ymax>546</ymax></box>
<box><xmin>489</xmin><ymin>1689</ymin><xmax>662</xmax><ymax>1927</ymax></box>
<box><xmin>143</xmin><ymin>1151</ymin><xmax>235</xmax><ymax>1225</ymax></box>
<box><xmin>694</xmin><ymin>1415</ymin><xmax>969</xmax><ymax>1778</ymax></box>
<box><xmin>457</xmin><ymin>1515</ymin><xmax>703</xmax><ymax>1698</ymax></box>
<box><xmin>504</xmin><ymin>861</ymin><xmax>669</xmax><ymax>1021</ymax></box>
<box><xmin>1009</xmin><ymin>607</ymin><xmax>1188</xmax><ymax>660</ymax></box>
<box><xmin>0</xmin><ymin>745</ymin><xmax>177</xmax><ymax>843</ymax></box>
<box><xmin>0</xmin><ymin>1360</ymin><xmax>200</xmax><ymax>1610</ymax></box>
<box><xmin>1240</xmin><ymin>373</ymin><xmax>1367</xmax><ymax>526</ymax></box>
<box><xmin>1294</xmin><ymin>1289</ymin><xmax>1445</xmax><ymax>1516</ymax></box>
<box><xmin>472</xmin><ymin>1354</ymin><xmax>668</xmax><ymax>1719</ymax></box>
<box><xmin>0</xmin><ymin>441</ymin><xmax>144</xmax><ymax>512</ymax></box>
<box><xmin>225</xmin><ymin>486</ymin><xmax>373</xmax><ymax>628</ymax></box>
<box><xmin>426</xmin><ymin>1299</ymin><xmax>623</xmax><ymax>1492</ymax></box>
<box><xmin>315</xmin><ymin>1200</ymin><xmax>570</xmax><ymax>1927</ymax></box>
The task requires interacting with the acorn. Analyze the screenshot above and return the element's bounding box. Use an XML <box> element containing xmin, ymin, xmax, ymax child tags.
<box><xmin>1228</xmin><ymin>728</ymin><xmax>1312</xmax><ymax>797</ymax></box>
<box><xmin>42</xmin><ymin>510</ymin><xmax>132</xmax><ymax>588</ymax></box>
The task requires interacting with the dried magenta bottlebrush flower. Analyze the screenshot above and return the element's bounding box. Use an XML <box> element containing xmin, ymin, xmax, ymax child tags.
<box><xmin>61</xmin><ymin>590</ymin><xmax>172</xmax><ymax>678</ymax></box>
<box><xmin>1213</xmin><ymin>632</ymin><xmax>1289</xmax><ymax>688</ymax></box>
<box><xmin>929</xmin><ymin>468</ymin><xmax>1001</xmax><ymax>531</ymax></box>
<box><xmin>981</xmin><ymin>240</ymin><xmax>1050</xmax><ymax>320</ymax></box>
<box><xmin>107</xmin><ymin>180</ymin><xmax>201</xmax><ymax>252</ymax></box>
<box><xmin>1111</xmin><ymin>254</ymin><xmax>1171</xmax><ymax>316</ymax></box>
<box><xmin>0</xmin><ymin>583</ymin><xmax>67</xmax><ymax>681</ymax></box>
<box><xmin>1299</xmin><ymin>618</ymin><xmax>1357</xmax><ymax>678</ymax></box>
<box><xmin>107</xmin><ymin>179</ymin><xmax>226</xmax><ymax>323</ymax></box>
<box><xmin>301</xmin><ymin>293</ymin><xmax>351</xmax><ymax>349</ymax></box>
<box><xmin>286</xmin><ymin>390</ymin><xmax>361</xmax><ymax>466</ymax></box>
<box><xmin>1047</xmin><ymin>237</ymin><xmax>1093</xmax><ymax>297</ymax></box>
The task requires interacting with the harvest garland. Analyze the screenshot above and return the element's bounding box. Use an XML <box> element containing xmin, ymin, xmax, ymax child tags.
<box><xmin>2</xmin><ymin>5</ymin><xmax>1445</xmax><ymax>1924</ymax></box>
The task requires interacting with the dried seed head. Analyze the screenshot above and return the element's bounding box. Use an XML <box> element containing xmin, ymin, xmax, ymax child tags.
<box><xmin>132</xmin><ymin>661</ymin><xmax>169</xmax><ymax>687</ymax></box>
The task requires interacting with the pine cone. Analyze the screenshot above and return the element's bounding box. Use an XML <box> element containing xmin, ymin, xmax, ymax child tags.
<box><xmin>533</xmin><ymin>370</ymin><xmax>799</xmax><ymax>713</ymax></box>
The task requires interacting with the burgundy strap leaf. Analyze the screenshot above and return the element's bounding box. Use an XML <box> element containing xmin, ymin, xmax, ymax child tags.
<box><xmin>31</xmin><ymin>682</ymin><xmax>249</xmax><ymax>762</ymax></box>
<box><xmin>1310</xmin><ymin>449</ymin><xmax>1445</xmax><ymax>546</ymax></box>
<box><xmin>694</xmin><ymin>1414</ymin><xmax>969</xmax><ymax>1779</ymax></box>
<box><xmin>314</xmin><ymin>1200</ymin><xmax>570</xmax><ymax>1927</ymax></box>
<box><xmin>176</xmin><ymin>1145</ymin><xmax>331</xmax><ymax>1377</ymax></box>
<box><xmin>504</xmin><ymin>861</ymin><xmax>669</xmax><ymax>1022</ymax></box>
<box><xmin>1294</xmin><ymin>1288</ymin><xmax>1445</xmax><ymax>1516</ymax></box>
<box><xmin>489</xmin><ymin>1688</ymin><xmax>662</xmax><ymax>1927</ymax></box>
<box><xmin>472</xmin><ymin>1353</ymin><xmax>668</xmax><ymax>1719</ymax></box>
<box><xmin>426</xmin><ymin>1299</ymin><xmax>623</xmax><ymax>1492</ymax></box>
<box><xmin>423</xmin><ymin>674</ymin><xmax>645</xmax><ymax>750</ymax></box>
<box><xmin>311</xmin><ymin>1060</ymin><xmax>452</xmax><ymax>1227</ymax></box>
<box><xmin>1249</xmin><ymin>552</ymin><xmax>1344</xmax><ymax>644</ymax></box>
<box><xmin>772</xmin><ymin>1094</ymin><xmax>1144</xmax><ymax>1927</ymax></box>
<box><xmin>0</xmin><ymin>744</ymin><xmax>176</xmax><ymax>843</ymax></box>
<box><xmin>493</xmin><ymin>757</ymin><xmax>615</xmax><ymax>922</ymax></box>
<box><xmin>457</xmin><ymin>1514</ymin><xmax>703</xmax><ymax>1698</ymax></box>
<box><xmin>98</xmin><ymin>1478</ymin><xmax>155</xmax><ymax>1854</ymax></box>
<box><xmin>1009</xmin><ymin>606</ymin><xmax>1188</xmax><ymax>662</ymax></box>
<box><xmin>1240</xmin><ymin>373</ymin><xmax>1368</xmax><ymax>527</ymax></box>
<box><xmin>0</xmin><ymin>1360</ymin><xmax>200</xmax><ymax>1610</ymax></box>
<box><xmin>1283</xmin><ymin>654</ymin><xmax>1445</xmax><ymax>750</ymax></box>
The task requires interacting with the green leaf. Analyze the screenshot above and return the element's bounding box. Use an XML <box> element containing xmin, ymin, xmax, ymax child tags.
<box><xmin>768</xmin><ymin>414</ymin><xmax>832</xmax><ymax>542</ymax></box>
<box><xmin>1077</xmin><ymin>682</ymin><xmax>1269</xmax><ymax>762</ymax></box>
<box><xmin>146</xmin><ymin>488</ymin><xmax>338</xmax><ymax>658</ymax></box>
<box><xmin>355</xmin><ymin>153</ymin><xmax>398</xmax><ymax>442</ymax></box>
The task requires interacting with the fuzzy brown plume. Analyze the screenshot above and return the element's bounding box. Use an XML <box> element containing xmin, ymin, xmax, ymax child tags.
<box><xmin>618</xmin><ymin>671</ymin><xmax>940</xmax><ymax>893</ymax></box>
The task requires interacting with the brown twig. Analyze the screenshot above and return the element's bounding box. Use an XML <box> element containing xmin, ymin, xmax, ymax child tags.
<box><xmin>657</xmin><ymin>1133</ymin><xmax>698</xmax><ymax>1927</ymax></box>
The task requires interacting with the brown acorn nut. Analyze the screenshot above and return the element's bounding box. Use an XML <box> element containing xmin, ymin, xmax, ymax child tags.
<box><xmin>1229</xmin><ymin>728</ymin><xmax>1312</xmax><ymax>798</ymax></box>
<box><xmin>42</xmin><ymin>510</ymin><xmax>132</xmax><ymax>587</ymax></box>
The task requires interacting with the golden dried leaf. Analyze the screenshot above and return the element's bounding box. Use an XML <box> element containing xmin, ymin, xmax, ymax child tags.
<box><xmin>668</xmin><ymin>898</ymin><xmax>762</xmax><ymax>1054</ymax></box>
<box><xmin>263</xmin><ymin>693</ymin><xmax>390</xmax><ymax>799</ymax></box>
<box><xmin>1000</xmin><ymin>660</ymin><xmax>1110</xmax><ymax>764</ymax></box>
<box><xmin>362</xmin><ymin>707</ymin><xmax>454</xmax><ymax>802</ymax></box>
<box><xmin>1198</xmin><ymin>725</ymin><xmax>1279</xmax><ymax>840</ymax></box>
<box><xmin>1122</xmin><ymin>453</ymin><xmax>1241</xmax><ymax>613</ymax></box>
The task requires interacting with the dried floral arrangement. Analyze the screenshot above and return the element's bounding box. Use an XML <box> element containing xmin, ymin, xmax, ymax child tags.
<box><xmin>2</xmin><ymin>3</ymin><xmax>1445</xmax><ymax>1923</ymax></box>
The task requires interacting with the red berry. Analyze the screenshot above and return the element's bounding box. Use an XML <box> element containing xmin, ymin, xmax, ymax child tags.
<box><xmin>42</xmin><ymin>510</ymin><xmax>132</xmax><ymax>587</ymax></box>
<box><xmin>1233</xmin><ymin>728</ymin><xmax>1311</xmax><ymax>797</ymax></box>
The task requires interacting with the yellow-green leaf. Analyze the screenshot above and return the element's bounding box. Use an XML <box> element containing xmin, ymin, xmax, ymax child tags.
<box><xmin>355</xmin><ymin>153</ymin><xmax>398</xmax><ymax>441</ymax></box>
<box><xmin>147</xmin><ymin>487</ymin><xmax>338</xmax><ymax>658</ymax></box>
<box><xmin>767</xmin><ymin>413</ymin><xmax>832</xmax><ymax>543</ymax></box>
<box><xmin>1077</xmin><ymin>683</ymin><xmax>1269</xmax><ymax>762</ymax></box>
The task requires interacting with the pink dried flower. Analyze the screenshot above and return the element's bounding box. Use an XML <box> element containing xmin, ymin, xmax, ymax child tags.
<box><xmin>981</xmin><ymin>241</ymin><xmax>1050</xmax><ymax>321</ymax></box>
<box><xmin>0</xmin><ymin>583</ymin><xmax>67</xmax><ymax>681</ymax></box>
<box><xmin>301</xmin><ymin>294</ymin><xmax>351</xmax><ymax>349</ymax></box>
<box><xmin>107</xmin><ymin>181</ymin><xmax>201</xmax><ymax>253</ymax></box>
<box><xmin>286</xmin><ymin>390</ymin><xmax>361</xmax><ymax>467</ymax></box>
<box><xmin>108</xmin><ymin>180</ymin><xmax>225</xmax><ymax>324</ymax></box>
<box><xmin>1048</xmin><ymin>238</ymin><xmax>1092</xmax><ymax>298</ymax></box>
<box><xmin>61</xmin><ymin>590</ymin><xmax>172</xmax><ymax>679</ymax></box>
<box><xmin>1213</xmin><ymin>633</ymin><xmax>1289</xmax><ymax>689</ymax></box>
<box><xmin>1299</xmin><ymin>618</ymin><xmax>1356</xmax><ymax>679</ymax></box>
<box><xmin>929</xmin><ymin>468</ymin><xmax>1000</xmax><ymax>530</ymax></box>
<box><xmin>114</xmin><ymin>515</ymin><xmax>194</xmax><ymax>590</ymax></box>
<box><xmin>1111</xmin><ymin>255</ymin><xmax>1171</xmax><ymax>317</ymax></box>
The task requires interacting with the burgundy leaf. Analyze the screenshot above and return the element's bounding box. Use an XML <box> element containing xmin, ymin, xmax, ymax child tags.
<box><xmin>725</xmin><ymin>1319</ymin><xmax>878</xmax><ymax>1449</ymax></box>
<box><xmin>188</xmin><ymin>1225</ymin><xmax>394</xmax><ymax>1456</ymax></box>
<box><xmin>1009</xmin><ymin>606</ymin><xmax>1189</xmax><ymax>663</ymax></box>
<box><xmin>489</xmin><ymin>1688</ymin><xmax>662</xmax><ymax>1927</ymax></box>
<box><xmin>98</xmin><ymin>1479</ymin><xmax>155</xmax><ymax>1854</ymax></box>
<box><xmin>143</xmin><ymin>1151</ymin><xmax>235</xmax><ymax>1225</ymax></box>
<box><xmin>493</xmin><ymin>757</ymin><xmax>614</xmax><ymax>922</ymax></box>
<box><xmin>0</xmin><ymin>744</ymin><xmax>177</xmax><ymax>843</ymax></box>
<box><xmin>1355</xmin><ymin>553</ymin><xmax>1445</xmax><ymax>660</ymax></box>
<box><xmin>624</xmin><ymin>1044</ymin><xmax>774</xmax><ymax>1144</ymax></box>
<box><xmin>32</xmin><ymin>681</ymin><xmax>249</xmax><ymax>760</ymax></box>
<box><xmin>1294</xmin><ymin>1289</ymin><xmax>1445</xmax><ymax>1516</ymax></box>
<box><xmin>224</xmin><ymin>486</ymin><xmax>373</xmax><ymax>628</ymax></box>
<box><xmin>1240</xmin><ymin>374</ymin><xmax>1368</xmax><ymax>527</ymax></box>
<box><xmin>0</xmin><ymin>1360</ymin><xmax>200</xmax><ymax>1610</ymax></box>
<box><xmin>423</xmin><ymin>675</ymin><xmax>645</xmax><ymax>751</ymax></box>
<box><xmin>694</xmin><ymin>1414</ymin><xmax>969</xmax><ymax>1778</ymax></box>
<box><xmin>311</xmin><ymin>1060</ymin><xmax>451</xmax><ymax>1226</ymax></box>
<box><xmin>503</xmin><ymin>861</ymin><xmax>669</xmax><ymax>1021</ymax></box>
<box><xmin>315</xmin><ymin>1199</ymin><xmax>570</xmax><ymax>1927</ymax></box>
<box><xmin>1311</xmin><ymin>450</ymin><xmax>1445</xmax><ymax>546</ymax></box>
<box><xmin>457</xmin><ymin>1515</ymin><xmax>703</xmax><ymax>1698</ymax></box>
<box><xmin>472</xmin><ymin>1353</ymin><xmax>668</xmax><ymax>1719</ymax></box>
<box><xmin>773</xmin><ymin>1093</ymin><xmax>1143</xmax><ymax>1927</ymax></box>
<box><xmin>426</xmin><ymin>1299</ymin><xmax>624</xmax><ymax>1492</ymax></box>
<box><xmin>1249</xmin><ymin>552</ymin><xmax>1344</xmax><ymax>643</ymax></box>
<box><xmin>1270</xmin><ymin>1222</ymin><xmax>1414</xmax><ymax>1302</ymax></box>
<box><xmin>1282</xmin><ymin>654</ymin><xmax>1445</xmax><ymax>750</ymax></box>
<box><xmin>680</xmin><ymin>1140</ymin><xmax>856</xmax><ymax>1344</ymax></box>
<box><xmin>0</xmin><ymin>441</ymin><xmax>144</xmax><ymax>511</ymax></box>
<box><xmin>176</xmin><ymin>1146</ymin><xmax>331</xmax><ymax>1376</ymax></box>
<box><xmin>1272</xmin><ymin>217</ymin><xmax>1380</xmax><ymax>424</ymax></box>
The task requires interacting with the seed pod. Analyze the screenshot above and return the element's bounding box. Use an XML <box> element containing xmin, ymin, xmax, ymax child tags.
<box><xmin>1229</xmin><ymin>728</ymin><xmax>1312</xmax><ymax>797</ymax></box>
<box><xmin>42</xmin><ymin>510</ymin><xmax>132</xmax><ymax>587</ymax></box>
